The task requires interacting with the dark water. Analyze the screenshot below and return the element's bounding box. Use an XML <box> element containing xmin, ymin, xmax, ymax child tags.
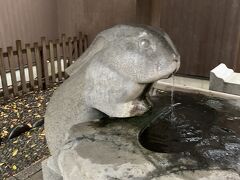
<box><xmin>139</xmin><ymin>90</ymin><xmax>240</xmax><ymax>172</ymax></box>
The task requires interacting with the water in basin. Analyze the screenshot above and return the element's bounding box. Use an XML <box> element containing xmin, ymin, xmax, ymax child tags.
<box><xmin>139</xmin><ymin>90</ymin><xmax>240</xmax><ymax>173</ymax></box>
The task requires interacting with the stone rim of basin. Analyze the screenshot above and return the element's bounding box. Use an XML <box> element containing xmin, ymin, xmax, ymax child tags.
<box><xmin>43</xmin><ymin>88</ymin><xmax>240</xmax><ymax>180</ymax></box>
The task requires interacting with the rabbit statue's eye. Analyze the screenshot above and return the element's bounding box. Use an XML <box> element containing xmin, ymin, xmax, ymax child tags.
<box><xmin>139</xmin><ymin>39</ymin><xmax>150</xmax><ymax>49</ymax></box>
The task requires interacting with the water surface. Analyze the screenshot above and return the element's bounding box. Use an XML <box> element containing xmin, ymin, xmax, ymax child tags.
<box><xmin>139</xmin><ymin>90</ymin><xmax>240</xmax><ymax>173</ymax></box>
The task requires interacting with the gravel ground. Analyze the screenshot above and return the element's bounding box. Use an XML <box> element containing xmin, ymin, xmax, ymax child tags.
<box><xmin>0</xmin><ymin>86</ymin><xmax>57</xmax><ymax>179</ymax></box>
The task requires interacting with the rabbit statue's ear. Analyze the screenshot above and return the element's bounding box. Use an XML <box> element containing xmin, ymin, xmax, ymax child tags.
<box><xmin>65</xmin><ymin>36</ymin><xmax>107</xmax><ymax>76</ymax></box>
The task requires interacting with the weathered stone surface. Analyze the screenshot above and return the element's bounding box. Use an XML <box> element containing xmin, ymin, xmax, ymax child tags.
<box><xmin>210</xmin><ymin>63</ymin><xmax>240</xmax><ymax>95</ymax></box>
<box><xmin>47</xmin><ymin>120</ymin><xmax>164</xmax><ymax>179</ymax></box>
<box><xmin>153</xmin><ymin>170</ymin><xmax>240</xmax><ymax>180</ymax></box>
<box><xmin>44</xmin><ymin>24</ymin><xmax>180</xmax><ymax>154</ymax></box>
<box><xmin>42</xmin><ymin>159</ymin><xmax>62</xmax><ymax>180</ymax></box>
<box><xmin>44</xmin><ymin>118</ymin><xmax>240</xmax><ymax>180</ymax></box>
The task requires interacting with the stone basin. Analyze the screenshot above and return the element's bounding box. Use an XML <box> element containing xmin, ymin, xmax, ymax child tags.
<box><xmin>44</xmin><ymin>83</ymin><xmax>240</xmax><ymax>180</ymax></box>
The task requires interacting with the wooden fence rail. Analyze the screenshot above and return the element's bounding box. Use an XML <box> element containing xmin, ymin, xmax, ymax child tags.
<box><xmin>0</xmin><ymin>32</ymin><xmax>88</xmax><ymax>98</ymax></box>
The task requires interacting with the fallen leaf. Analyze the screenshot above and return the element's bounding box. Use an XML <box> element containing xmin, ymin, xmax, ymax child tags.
<box><xmin>12</xmin><ymin>165</ymin><xmax>17</xmax><ymax>170</ymax></box>
<box><xmin>39</xmin><ymin>95</ymin><xmax>44</xmax><ymax>100</ymax></box>
<box><xmin>0</xmin><ymin>162</ymin><xmax>4</xmax><ymax>166</ymax></box>
<box><xmin>27</xmin><ymin>123</ymin><xmax>32</xmax><ymax>128</ymax></box>
<box><xmin>39</xmin><ymin>132</ymin><xmax>45</xmax><ymax>136</ymax></box>
<box><xmin>12</xmin><ymin>149</ymin><xmax>18</xmax><ymax>156</ymax></box>
<box><xmin>13</xmin><ymin>104</ymin><xmax>16</xmax><ymax>108</ymax></box>
<box><xmin>1</xmin><ymin>130</ymin><xmax>8</xmax><ymax>138</ymax></box>
<box><xmin>31</xmin><ymin>144</ymin><xmax>36</xmax><ymax>148</ymax></box>
<box><xmin>12</xmin><ymin>119</ymin><xmax>18</xmax><ymax>122</ymax></box>
<box><xmin>26</xmin><ymin>133</ymin><xmax>32</xmax><ymax>138</ymax></box>
<box><xmin>2</xmin><ymin>105</ymin><xmax>9</xmax><ymax>110</ymax></box>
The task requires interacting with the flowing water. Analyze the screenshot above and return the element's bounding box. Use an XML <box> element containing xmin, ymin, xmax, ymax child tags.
<box><xmin>170</xmin><ymin>73</ymin><xmax>176</xmax><ymax>121</ymax></box>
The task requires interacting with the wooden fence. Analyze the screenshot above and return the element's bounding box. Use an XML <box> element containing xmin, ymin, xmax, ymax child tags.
<box><xmin>0</xmin><ymin>32</ymin><xmax>88</xmax><ymax>98</ymax></box>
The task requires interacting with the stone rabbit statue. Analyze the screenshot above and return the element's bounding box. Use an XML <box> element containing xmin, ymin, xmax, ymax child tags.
<box><xmin>44</xmin><ymin>24</ymin><xmax>180</xmax><ymax>155</ymax></box>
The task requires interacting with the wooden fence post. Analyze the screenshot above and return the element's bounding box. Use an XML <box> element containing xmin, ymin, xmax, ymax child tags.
<box><xmin>16</xmin><ymin>40</ymin><xmax>27</xmax><ymax>93</ymax></box>
<box><xmin>0</xmin><ymin>48</ymin><xmax>9</xmax><ymax>97</ymax></box>
<box><xmin>73</xmin><ymin>37</ymin><xmax>78</xmax><ymax>60</ymax></box>
<box><xmin>34</xmin><ymin>43</ymin><xmax>43</xmax><ymax>90</ymax></box>
<box><xmin>68</xmin><ymin>37</ymin><xmax>73</xmax><ymax>66</ymax></box>
<box><xmin>83</xmin><ymin>34</ymin><xmax>88</xmax><ymax>51</ymax></box>
<box><xmin>7</xmin><ymin>47</ymin><xmax>18</xmax><ymax>96</ymax></box>
<box><xmin>78</xmin><ymin>32</ymin><xmax>83</xmax><ymax>55</ymax></box>
<box><xmin>25</xmin><ymin>44</ymin><xmax>35</xmax><ymax>90</ymax></box>
<box><xmin>49</xmin><ymin>40</ymin><xmax>56</xmax><ymax>83</ymax></box>
<box><xmin>41</xmin><ymin>37</ymin><xmax>49</xmax><ymax>88</ymax></box>
<box><xmin>61</xmin><ymin>34</ymin><xmax>67</xmax><ymax>70</ymax></box>
<box><xmin>56</xmin><ymin>39</ymin><xmax>62</xmax><ymax>81</ymax></box>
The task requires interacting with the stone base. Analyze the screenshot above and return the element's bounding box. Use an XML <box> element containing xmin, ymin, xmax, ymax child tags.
<box><xmin>42</xmin><ymin>117</ymin><xmax>240</xmax><ymax>180</ymax></box>
<box><xmin>42</xmin><ymin>158</ymin><xmax>62</xmax><ymax>180</ymax></box>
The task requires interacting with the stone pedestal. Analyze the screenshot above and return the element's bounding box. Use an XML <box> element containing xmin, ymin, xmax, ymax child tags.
<box><xmin>42</xmin><ymin>118</ymin><xmax>240</xmax><ymax>180</ymax></box>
